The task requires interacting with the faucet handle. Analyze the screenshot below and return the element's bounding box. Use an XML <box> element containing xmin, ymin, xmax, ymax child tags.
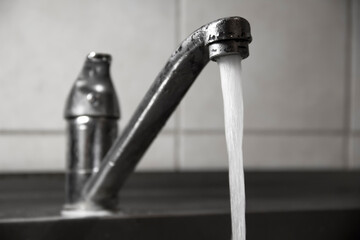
<box><xmin>64</xmin><ymin>52</ymin><xmax>120</xmax><ymax>119</ymax></box>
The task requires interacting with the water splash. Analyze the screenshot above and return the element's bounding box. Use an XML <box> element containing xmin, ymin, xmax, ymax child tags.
<box><xmin>218</xmin><ymin>55</ymin><xmax>245</xmax><ymax>240</ymax></box>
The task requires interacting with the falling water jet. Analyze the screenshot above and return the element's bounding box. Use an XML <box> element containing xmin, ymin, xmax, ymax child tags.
<box><xmin>218</xmin><ymin>55</ymin><xmax>245</xmax><ymax>240</ymax></box>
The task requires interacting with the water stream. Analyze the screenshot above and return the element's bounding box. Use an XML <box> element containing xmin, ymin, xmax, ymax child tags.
<box><xmin>218</xmin><ymin>55</ymin><xmax>246</xmax><ymax>240</ymax></box>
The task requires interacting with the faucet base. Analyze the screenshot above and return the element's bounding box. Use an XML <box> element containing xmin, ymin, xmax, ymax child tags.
<box><xmin>61</xmin><ymin>202</ymin><xmax>119</xmax><ymax>217</ymax></box>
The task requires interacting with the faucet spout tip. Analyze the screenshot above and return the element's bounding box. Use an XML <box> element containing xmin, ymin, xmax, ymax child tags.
<box><xmin>205</xmin><ymin>17</ymin><xmax>252</xmax><ymax>61</ymax></box>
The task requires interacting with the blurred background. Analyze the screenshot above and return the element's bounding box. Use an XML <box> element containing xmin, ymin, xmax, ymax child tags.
<box><xmin>0</xmin><ymin>0</ymin><xmax>358</xmax><ymax>172</ymax></box>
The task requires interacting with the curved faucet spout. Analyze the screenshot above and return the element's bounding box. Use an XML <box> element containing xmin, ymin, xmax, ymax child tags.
<box><xmin>81</xmin><ymin>16</ymin><xmax>252</xmax><ymax>210</ymax></box>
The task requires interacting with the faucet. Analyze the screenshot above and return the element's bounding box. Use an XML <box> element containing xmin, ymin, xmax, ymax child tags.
<box><xmin>63</xmin><ymin>16</ymin><xmax>252</xmax><ymax>215</ymax></box>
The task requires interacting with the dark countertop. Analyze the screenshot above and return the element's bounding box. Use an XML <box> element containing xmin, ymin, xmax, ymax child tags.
<box><xmin>0</xmin><ymin>171</ymin><xmax>360</xmax><ymax>221</ymax></box>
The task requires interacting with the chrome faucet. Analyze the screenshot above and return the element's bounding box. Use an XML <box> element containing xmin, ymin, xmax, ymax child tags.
<box><xmin>63</xmin><ymin>16</ymin><xmax>252</xmax><ymax>215</ymax></box>
<box><xmin>63</xmin><ymin>53</ymin><xmax>120</xmax><ymax>214</ymax></box>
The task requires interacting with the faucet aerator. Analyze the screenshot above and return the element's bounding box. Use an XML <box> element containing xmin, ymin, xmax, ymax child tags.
<box><xmin>205</xmin><ymin>17</ymin><xmax>252</xmax><ymax>61</ymax></box>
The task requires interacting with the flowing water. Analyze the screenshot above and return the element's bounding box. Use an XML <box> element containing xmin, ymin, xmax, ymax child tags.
<box><xmin>218</xmin><ymin>55</ymin><xmax>245</xmax><ymax>240</ymax></box>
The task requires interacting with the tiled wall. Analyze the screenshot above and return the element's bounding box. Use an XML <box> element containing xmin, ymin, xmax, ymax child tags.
<box><xmin>0</xmin><ymin>0</ymin><xmax>358</xmax><ymax>172</ymax></box>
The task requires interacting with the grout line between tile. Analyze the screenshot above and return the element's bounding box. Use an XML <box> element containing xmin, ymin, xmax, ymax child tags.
<box><xmin>180</xmin><ymin>129</ymin><xmax>345</xmax><ymax>137</ymax></box>
<box><xmin>349</xmin><ymin>0</ymin><xmax>360</xmax><ymax>167</ymax></box>
<box><xmin>0</xmin><ymin>130</ymin><xmax>65</xmax><ymax>135</ymax></box>
<box><xmin>344</xmin><ymin>0</ymin><xmax>353</xmax><ymax>169</ymax></box>
<box><xmin>0</xmin><ymin>128</ymin><xmax>349</xmax><ymax>138</ymax></box>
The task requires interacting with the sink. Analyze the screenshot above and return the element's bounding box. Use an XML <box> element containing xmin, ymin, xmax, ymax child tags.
<box><xmin>0</xmin><ymin>171</ymin><xmax>359</xmax><ymax>240</ymax></box>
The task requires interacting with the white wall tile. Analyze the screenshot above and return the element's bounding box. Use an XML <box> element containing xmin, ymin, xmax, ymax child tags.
<box><xmin>136</xmin><ymin>133</ymin><xmax>175</xmax><ymax>171</ymax></box>
<box><xmin>0</xmin><ymin>134</ymin><xmax>65</xmax><ymax>172</ymax></box>
<box><xmin>180</xmin><ymin>133</ymin><xmax>345</xmax><ymax>170</ymax></box>
<box><xmin>244</xmin><ymin>134</ymin><xmax>345</xmax><ymax>169</ymax></box>
<box><xmin>180</xmin><ymin>133</ymin><xmax>228</xmax><ymax>170</ymax></box>
<box><xmin>180</xmin><ymin>64</ymin><xmax>224</xmax><ymax>130</ymax></box>
<box><xmin>0</xmin><ymin>0</ymin><xmax>176</xmax><ymax>130</ymax></box>
<box><xmin>181</xmin><ymin>0</ymin><xmax>347</xmax><ymax>131</ymax></box>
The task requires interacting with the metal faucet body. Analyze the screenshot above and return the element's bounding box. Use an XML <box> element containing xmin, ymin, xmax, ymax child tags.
<box><xmin>66</xmin><ymin>17</ymin><xmax>251</xmax><ymax>213</ymax></box>
<box><xmin>63</xmin><ymin>53</ymin><xmax>120</xmax><ymax>212</ymax></box>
